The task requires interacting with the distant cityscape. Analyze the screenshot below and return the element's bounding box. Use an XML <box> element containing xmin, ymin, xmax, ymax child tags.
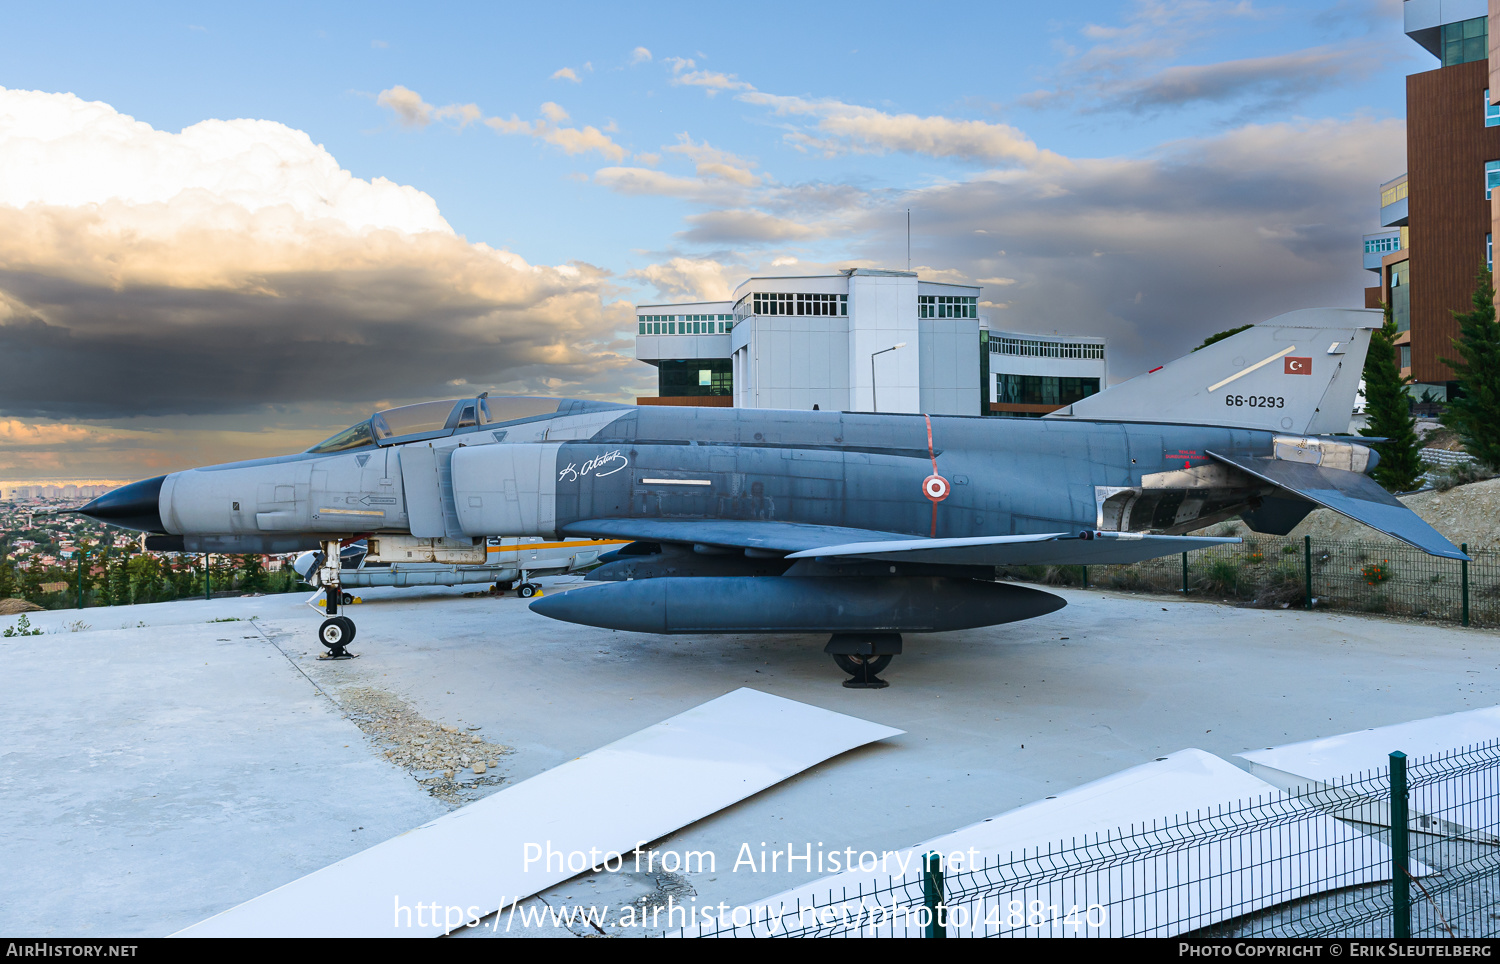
<box><xmin>1</xmin><ymin>483</ymin><xmax>122</xmax><ymax>501</ymax></box>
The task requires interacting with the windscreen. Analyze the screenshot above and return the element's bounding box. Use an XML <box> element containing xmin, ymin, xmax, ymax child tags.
<box><xmin>306</xmin><ymin>419</ymin><xmax>376</xmax><ymax>454</ymax></box>
<box><xmin>370</xmin><ymin>400</ymin><xmax>461</xmax><ymax>441</ymax></box>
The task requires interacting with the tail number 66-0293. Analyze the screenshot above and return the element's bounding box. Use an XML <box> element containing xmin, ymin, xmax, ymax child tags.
<box><xmin>1224</xmin><ymin>395</ymin><xmax>1284</xmax><ymax>408</ymax></box>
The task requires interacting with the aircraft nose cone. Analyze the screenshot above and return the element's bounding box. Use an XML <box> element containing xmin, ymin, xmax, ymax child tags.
<box><xmin>78</xmin><ymin>475</ymin><xmax>168</xmax><ymax>533</ymax></box>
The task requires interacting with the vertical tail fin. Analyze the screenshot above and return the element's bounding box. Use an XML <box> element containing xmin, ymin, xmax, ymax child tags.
<box><xmin>1055</xmin><ymin>307</ymin><xmax>1380</xmax><ymax>434</ymax></box>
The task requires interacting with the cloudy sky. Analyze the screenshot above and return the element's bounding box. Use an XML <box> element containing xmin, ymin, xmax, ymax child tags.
<box><xmin>0</xmin><ymin>0</ymin><xmax>1420</xmax><ymax>481</ymax></box>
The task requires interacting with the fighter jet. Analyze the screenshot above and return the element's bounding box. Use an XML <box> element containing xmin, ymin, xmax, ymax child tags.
<box><xmin>80</xmin><ymin>308</ymin><xmax>1462</xmax><ymax>686</ymax></box>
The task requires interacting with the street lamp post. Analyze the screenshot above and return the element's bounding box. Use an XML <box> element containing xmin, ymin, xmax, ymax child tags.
<box><xmin>870</xmin><ymin>342</ymin><xmax>907</xmax><ymax>413</ymax></box>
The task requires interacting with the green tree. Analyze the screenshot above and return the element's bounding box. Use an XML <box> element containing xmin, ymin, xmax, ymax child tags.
<box><xmin>109</xmin><ymin>557</ymin><xmax>131</xmax><ymax>606</ymax></box>
<box><xmin>19</xmin><ymin>561</ymin><xmax>44</xmax><ymax>605</ymax></box>
<box><xmin>1360</xmin><ymin>303</ymin><xmax>1424</xmax><ymax>492</ymax></box>
<box><xmin>1441</xmin><ymin>267</ymin><xmax>1500</xmax><ymax>469</ymax></box>
<box><xmin>1192</xmin><ymin>325</ymin><xmax>1254</xmax><ymax>352</ymax></box>
<box><xmin>0</xmin><ymin>560</ymin><xmax>15</xmax><ymax>599</ymax></box>
<box><xmin>239</xmin><ymin>554</ymin><xmax>267</xmax><ymax>593</ymax></box>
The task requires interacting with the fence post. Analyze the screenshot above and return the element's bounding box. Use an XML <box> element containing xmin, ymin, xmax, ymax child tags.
<box><xmin>76</xmin><ymin>549</ymin><xmax>86</xmax><ymax>610</ymax></box>
<box><xmin>1391</xmin><ymin>750</ymin><xmax>1410</xmax><ymax>939</ymax></box>
<box><xmin>204</xmin><ymin>554</ymin><xmax>212</xmax><ymax>601</ymax></box>
<box><xmin>1081</xmin><ymin>565</ymin><xmax>1088</xmax><ymax>588</ymax></box>
<box><xmin>1304</xmin><ymin>535</ymin><xmax>1313</xmax><ymax>610</ymax></box>
<box><xmin>922</xmin><ymin>852</ymin><xmax>947</xmax><ymax>938</ymax></box>
<box><xmin>1182</xmin><ymin>552</ymin><xmax>1189</xmax><ymax>593</ymax></box>
<box><xmin>1462</xmin><ymin>544</ymin><xmax>1470</xmax><ymax>628</ymax></box>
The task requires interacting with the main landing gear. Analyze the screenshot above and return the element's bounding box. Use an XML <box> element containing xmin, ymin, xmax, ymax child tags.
<box><xmin>826</xmin><ymin>633</ymin><xmax>901</xmax><ymax>689</ymax></box>
<box><xmin>315</xmin><ymin>538</ymin><xmax>358</xmax><ymax>660</ymax></box>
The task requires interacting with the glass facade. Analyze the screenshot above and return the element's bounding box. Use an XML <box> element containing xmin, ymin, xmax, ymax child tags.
<box><xmin>1487</xmin><ymin>89</ymin><xmax>1500</xmax><ymax>127</ymax></box>
<box><xmin>1487</xmin><ymin>160</ymin><xmax>1500</xmax><ymax>200</ymax></box>
<box><xmin>638</xmin><ymin>313</ymin><xmax>733</xmax><ymax>335</ymax></box>
<box><xmin>995</xmin><ymin>374</ymin><xmax>1101</xmax><ymax>406</ymax></box>
<box><xmin>1442</xmin><ymin>17</ymin><xmax>1488</xmax><ymax>66</ymax></box>
<box><xmin>1391</xmin><ymin>259</ymin><xmax>1410</xmax><ymax>334</ymax></box>
<box><xmin>1364</xmin><ymin>234</ymin><xmax>1402</xmax><ymax>255</ymax></box>
<box><xmin>657</xmin><ymin>359</ymin><xmax>732</xmax><ymax>396</ymax></box>
<box><xmin>918</xmin><ymin>295</ymin><xmax>978</xmax><ymax>318</ymax></box>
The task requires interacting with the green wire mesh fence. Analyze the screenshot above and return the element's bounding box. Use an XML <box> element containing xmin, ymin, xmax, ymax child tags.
<box><xmin>1001</xmin><ymin>536</ymin><xmax>1500</xmax><ymax>627</ymax></box>
<box><xmin>672</xmin><ymin>740</ymin><xmax>1500</xmax><ymax>938</ymax></box>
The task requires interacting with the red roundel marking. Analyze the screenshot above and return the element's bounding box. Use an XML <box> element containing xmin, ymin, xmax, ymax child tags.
<box><xmin>923</xmin><ymin>474</ymin><xmax>950</xmax><ymax>502</ymax></box>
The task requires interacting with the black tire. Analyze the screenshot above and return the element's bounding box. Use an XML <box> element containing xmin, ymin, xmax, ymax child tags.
<box><xmin>319</xmin><ymin>617</ymin><xmax>350</xmax><ymax>650</ymax></box>
<box><xmin>518</xmin><ymin>583</ymin><xmax>537</xmax><ymax>599</ymax></box>
<box><xmin>832</xmin><ymin>653</ymin><xmax>892</xmax><ymax>676</ymax></box>
<box><xmin>341</xmin><ymin>592</ymin><xmax>353</xmax><ymax>605</ymax></box>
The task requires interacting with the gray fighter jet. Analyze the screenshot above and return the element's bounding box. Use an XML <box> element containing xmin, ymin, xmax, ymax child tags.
<box><xmin>80</xmin><ymin>308</ymin><xmax>1461</xmax><ymax>686</ymax></box>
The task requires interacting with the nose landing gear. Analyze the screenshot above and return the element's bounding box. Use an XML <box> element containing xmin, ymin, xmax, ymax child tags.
<box><xmin>313</xmin><ymin>539</ymin><xmax>359</xmax><ymax>660</ymax></box>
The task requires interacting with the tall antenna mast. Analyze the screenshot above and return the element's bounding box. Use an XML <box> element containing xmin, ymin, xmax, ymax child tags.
<box><xmin>906</xmin><ymin>208</ymin><xmax>910</xmax><ymax>271</ymax></box>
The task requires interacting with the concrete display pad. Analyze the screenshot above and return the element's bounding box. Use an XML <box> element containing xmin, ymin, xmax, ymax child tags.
<box><xmin>5</xmin><ymin>580</ymin><xmax>1499</xmax><ymax>936</ymax></box>
<box><xmin>729</xmin><ymin>749</ymin><xmax>1408</xmax><ymax>937</ymax></box>
<box><xmin>175</xmin><ymin>688</ymin><xmax>902</xmax><ymax>937</ymax></box>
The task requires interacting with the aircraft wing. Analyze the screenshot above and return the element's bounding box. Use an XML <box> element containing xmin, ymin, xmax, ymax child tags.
<box><xmin>562</xmin><ymin>518</ymin><xmax>1239</xmax><ymax>566</ymax></box>
<box><xmin>1206</xmin><ymin>452</ymin><xmax>1466</xmax><ymax>560</ymax></box>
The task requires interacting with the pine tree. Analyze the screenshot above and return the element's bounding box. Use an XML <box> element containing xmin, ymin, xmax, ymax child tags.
<box><xmin>19</xmin><ymin>562</ymin><xmax>44</xmax><ymax>604</ymax></box>
<box><xmin>0</xmin><ymin>560</ymin><xmax>15</xmax><ymax>600</ymax></box>
<box><xmin>109</xmin><ymin>557</ymin><xmax>131</xmax><ymax>606</ymax></box>
<box><xmin>1441</xmin><ymin>267</ymin><xmax>1500</xmax><ymax>469</ymax></box>
<box><xmin>1360</xmin><ymin>303</ymin><xmax>1424</xmax><ymax>492</ymax></box>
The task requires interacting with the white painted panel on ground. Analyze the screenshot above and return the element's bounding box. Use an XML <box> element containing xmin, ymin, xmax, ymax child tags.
<box><xmin>1238</xmin><ymin>705</ymin><xmax>1500</xmax><ymax>837</ymax></box>
<box><xmin>710</xmin><ymin>749</ymin><xmax>1403</xmax><ymax>938</ymax></box>
<box><xmin>176</xmin><ymin>688</ymin><xmax>902</xmax><ymax>938</ymax></box>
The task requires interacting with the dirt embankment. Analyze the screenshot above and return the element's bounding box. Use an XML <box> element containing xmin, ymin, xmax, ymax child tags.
<box><xmin>1195</xmin><ymin>477</ymin><xmax>1500</xmax><ymax>548</ymax></box>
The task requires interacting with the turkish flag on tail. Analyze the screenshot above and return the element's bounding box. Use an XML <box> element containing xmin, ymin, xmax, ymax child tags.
<box><xmin>1284</xmin><ymin>357</ymin><xmax>1311</xmax><ymax>375</ymax></box>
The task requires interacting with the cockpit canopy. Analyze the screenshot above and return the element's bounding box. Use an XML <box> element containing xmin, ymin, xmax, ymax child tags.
<box><xmin>306</xmin><ymin>396</ymin><xmax>562</xmax><ymax>454</ymax></box>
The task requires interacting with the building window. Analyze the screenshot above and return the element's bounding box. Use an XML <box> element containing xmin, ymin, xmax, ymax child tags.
<box><xmin>1364</xmin><ymin>234</ymin><xmax>1401</xmax><ymax>255</ymax></box>
<box><xmin>1487</xmin><ymin>90</ymin><xmax>1500</xmax><ymax>127</ymax></box>
<box><xmin>751</xmin><ymin>293</ymin><xmax>847</xmax><ymax>316</ymax></box>
<box><xmin>991</xmin><ymin>337</ymin><xmax>1105</xmax><ymax>360</ymax></box>
<box><xmin>1400</xmin><ymin>346</ymin><xmax>1412</xmax><ymax>370</ymax></box>
<box><xmin>1491</xmin><ymin>234</ymin><xmax>1495</xmax><ymax>274</ymax></box>
<box><xmin>657</xmin><ymin>359</ymin><xmax>732</xmax><ymax>397</ymax></box>
<box><xmin>1487</xmin><ymin>160</ymin><xmax>1500</xmax><ymax>200</ymax></box>
<box><xmin>918</xmin><ymin>295</ymin><xmax>979</xmax><ymax>319</ymax></box>
<box><xmin>1443</xmin><ymin>17</ymin><xmax>1488</xmax><ymax>67</ymax></box>
<box><xmin>995</xmin><ymin>374</ymin><xmax>1101</xmax><ymax>406</ymax></box>
<box><xmin>1390</xmin><ymin>259</ymin><xmax>1410</xmax><ymax>334</ymax></box>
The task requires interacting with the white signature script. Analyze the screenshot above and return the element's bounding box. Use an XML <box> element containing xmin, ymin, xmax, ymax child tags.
<box><xmin>558</xmin><ymin>449</ymin><xmax>629</xmax><ymax>482</ymax></box>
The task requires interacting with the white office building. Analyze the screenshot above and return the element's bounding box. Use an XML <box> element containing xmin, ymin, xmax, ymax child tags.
<box><xmin>634</xmin><ymin>268</ymin><xmax>1107</xmax><ymax>417</ymax></box>
<box><xmin>635</xmin><ymin>269</ymin><xmax>985</xmax><ymax>415</ymax></box>
<box><xmin>987</xmin><ymin>330</ymin><xmax>1108</xmax><ymax>417</ymax></box>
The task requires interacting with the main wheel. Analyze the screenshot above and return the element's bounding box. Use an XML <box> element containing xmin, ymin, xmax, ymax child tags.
<box><xmin>832</xmin><ymin>653</ymin><xmax>892</xmax><ymax>676</ymax></box>
<box><xmin>319</xmin><ymin>615</ymin><xmax>356</xmax><ymax>650</ymax></box>
<box><xmin>340</xmin><ymin>591</ymin><xmax>354</xmax><ymax>605</ymax></box>
<box><xmin>518</xmin><ymin>583</ymin><xmax>537</xmax><ymax>599</ymax></box>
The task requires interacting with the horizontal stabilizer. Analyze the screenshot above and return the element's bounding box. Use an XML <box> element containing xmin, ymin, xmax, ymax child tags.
<box><xmin>787</xmin><ymin>531</ymin><xmax>1240</xmax><ymax>567</ymax></box>
<box><xmin>1208</xmin><ymin>452</ymin><xmax>1466</xmax><ymax>560</ymax></box>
